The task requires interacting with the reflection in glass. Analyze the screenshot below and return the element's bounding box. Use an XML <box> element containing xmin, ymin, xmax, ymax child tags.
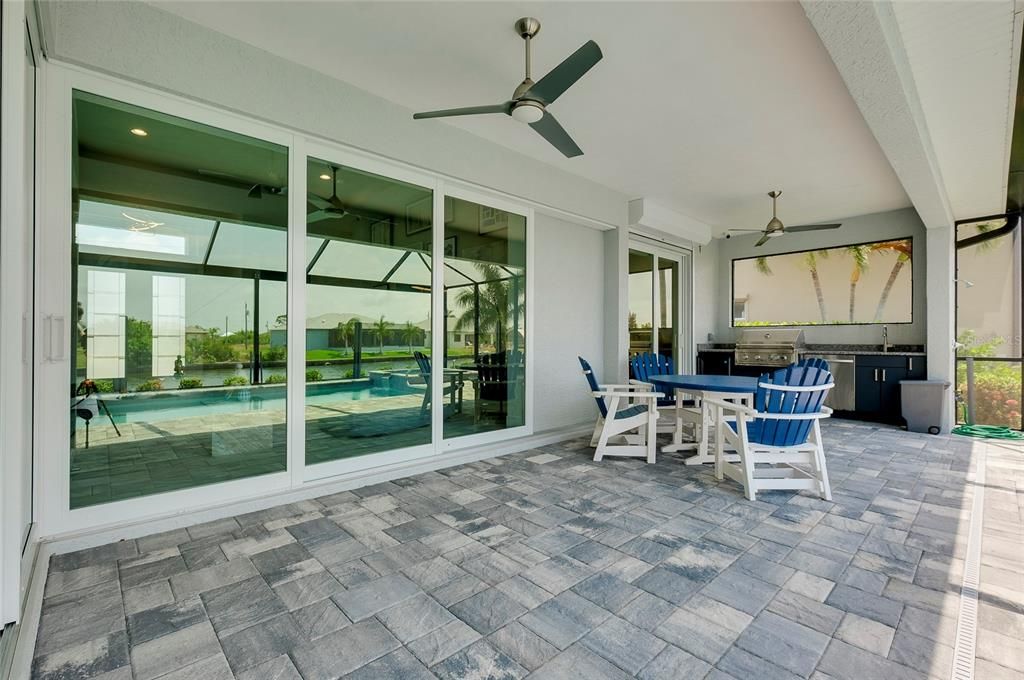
<box><xmin>304</xmin><ymin>159</ymin><xmax>434</xmax><ymax>464</ymax></box>
<box><xmin>443</xmin><ymin>197</ymin><xmax>527</xmax><ymax>438</ymax></box>
<box><xmin>658</xmin><ymin>257</ymin><xmax>678</xmax><ymax>364</ymax></box>
<box><xmin>732</xmin><ymin>238</ymin><xmax>913</xmax><ymax>326</ymax></box>
<box><xmin>628</xmin><ymin>250</ymin><xmax>654</xmax><ymax>363</ymax></box>
<box><xmin>70</xmin><ymin>91</ymin><xmax>288</xmax><ymax>508</ymax></box>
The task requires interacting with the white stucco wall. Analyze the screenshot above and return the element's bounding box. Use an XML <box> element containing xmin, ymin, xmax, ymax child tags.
<box><xmin>533</xmin><ymin>213</ymin><xmax>606</xmax><ymax>431</ymax></box>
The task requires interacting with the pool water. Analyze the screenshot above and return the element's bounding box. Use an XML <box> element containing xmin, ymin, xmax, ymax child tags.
<box><xmin>101</xmin><ymin>382</ymin><xmax>415</xmax><ymax>424</ymax></box>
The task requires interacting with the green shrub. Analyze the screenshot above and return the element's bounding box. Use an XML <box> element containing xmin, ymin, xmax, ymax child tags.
<box><xmin>177</xmin><ymin>377</ymin><xmax>203</xmax><ymax>389</ymax></box>
<box><xmin>344</xmin><ymin>369</ymin><xmax>364</xmax><ymax>379</ymax></box>
<box><xmin>91</xmin><ymin>379</ymin><xmax>115</xmax><ymax>393</ymax></box>
<box><xmin>262</xmin><ymin>345</ymin><xmax>287</xmax><ymax>361</ymax></box>
<box><xmin>266</xmin><ymin>373</ymin><xmax>287</xmax><ymax>384</ymax></box>
<box><xmin>305</xmin><ymin>369</ymin><xmax>323</xmax><ymax>382</ymax></box>
<box><xmin>223</xmin><ymin>376</ymin><xmax>249</xmax><ymax>386</ymax></box>
<box><xmin>135</xmin><ymin>379</ymin><xmax>162</xmax><ymax>392</ymax></box>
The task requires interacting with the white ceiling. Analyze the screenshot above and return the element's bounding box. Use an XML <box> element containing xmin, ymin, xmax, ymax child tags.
<box><xmin>152</xmin><ymin>1</ymin><xmax>913</xmax><ymax>230</ymax></box>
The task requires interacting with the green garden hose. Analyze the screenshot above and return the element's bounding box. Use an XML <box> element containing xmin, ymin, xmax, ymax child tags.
<box><xmin>952</xmin><ymin>423</ymin><xmax>1024</xmax><ymax>439</ymax></box>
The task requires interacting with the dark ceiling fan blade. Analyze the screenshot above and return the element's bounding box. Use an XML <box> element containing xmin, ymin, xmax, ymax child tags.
<box><xmin>307</xmin><ymin>195</ymin><xmax>332</xmax><ymax>211</ymax></box>
<box><xmin>307</xmin><ymin>211</ymin><xmax>337</xmax><ymax>224</ymax></box>
<box><xmin>785</xmin><ymin>223</ymin><xmax>842</xmax><ymax>233</ymax></box>
<box><xmin>413</xmin><ymin>102</ymin><xmax>512</xmax><ymax>120</ymax></box>
<box><xmin>727</xmin><ymin>228</ymin><xmax>764</xmax><ymax>233</ymax></box>
<box><xmin>754</xmin><ymin>233</ymin><xmax>771</xmax><ymax>247</ymax></box>
<box><xmin>526</xmin><ymin>40</ymin><xmax>603</xmax><ymax>105</ymax></box>
<box><xmin>529</xmin><ymin>111</ymin><xmax>583</xmax><ymax>158</ymax></box>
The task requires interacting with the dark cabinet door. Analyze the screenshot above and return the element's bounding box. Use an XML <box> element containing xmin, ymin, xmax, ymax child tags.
<box><xmin>906</xmin><ymin>356</ymin><xmax>926</xmax><ymax>380</ymax></box>
<box><xmin>697</xmin><ymin>352</ymin><xmax>732</xmax><ymax>375</ymax></box>
<box><xmin>879</xmin><ymin>366</ymin><xmax>908</xmax><ymax>422</ymax></box>
<box><xmin>855</xmin><ymin>365</ymin><xmax>882</xmax><ymax>413</ymax></box>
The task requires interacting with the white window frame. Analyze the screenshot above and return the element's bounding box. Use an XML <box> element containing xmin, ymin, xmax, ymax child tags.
<box><xmin>35</xmin><ymin>61</ymin><xmax>536</xmax><ymax>537</ymax></box>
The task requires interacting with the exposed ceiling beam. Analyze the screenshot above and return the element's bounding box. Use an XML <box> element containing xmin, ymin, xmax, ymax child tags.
<box><xmin>802</xmin><ymin>1</ymin><xmax>954</xmax><ymax>229</ymax></box>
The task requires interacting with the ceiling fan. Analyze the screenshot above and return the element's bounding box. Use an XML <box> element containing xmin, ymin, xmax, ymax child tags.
<box><xmin>412</xmin><ymin>18</ymin><xmax>602</xmax><ymax>158</ymax></box>
<box><xmin>726</xmin><ymin>191</ymin><xmax>841</xmax><ymax>247</ymax></box>
<box><xmin>307</xmin><ymin>165</ymin><xmax>374</xmax><ymax>224</ymax></box>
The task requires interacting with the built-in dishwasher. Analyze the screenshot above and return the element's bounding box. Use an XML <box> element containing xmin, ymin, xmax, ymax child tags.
<box><xmin>804</xmin><ymin>354</ymin><xmax>855</xmax><ymax>411</ymax></box>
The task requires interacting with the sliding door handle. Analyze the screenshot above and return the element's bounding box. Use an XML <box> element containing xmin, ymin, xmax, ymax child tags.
<box><xmin>874</xmin><ymin>368</ymin><xmax>879</xmax><ymax>382</ymax></box>
<box><xmin>882</xmin><ymin>369</ymin><xmax>887</xmax><ymax>382</ymax></box>
<box><xmin>43</xmin><ymin>314</ymin><xmax>66</xmax><ymax>362</ymax></box>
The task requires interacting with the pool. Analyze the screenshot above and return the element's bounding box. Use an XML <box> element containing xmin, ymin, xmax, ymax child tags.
<box><xmin>99</xmin><ymin>380</ymin><xmax>418</xmax><ymax>424</ymax></box>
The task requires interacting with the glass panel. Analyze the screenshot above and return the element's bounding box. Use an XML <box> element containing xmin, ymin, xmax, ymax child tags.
<box><xmin>955</xmin><ymin>218</ymin><xmax>1022</xmax><ymax>429</ymax></box>
<box><xmin>70</xmin><ymin>91</ymin><xmax>288</xmax><ymax>508</ymax></box>
<box><xmin>732</xmin><ymin>238</ymin><xmax>913</xmax><ymax>326</ymax></box>
<box><xmin>658</xmin><ymin>257</ymin><xmax>678</xmax><ymax>366</ymax></box>
<box><xmin>304</xmin><ymin>158</ymin><xmax>433</xmax><ymax>465</ymax></box>
<box><xmin>443</xmin><ymin>197</ymin><xmax>527</xmax><ymax>439</ymax></box>
<box><xmin>956</xmin><ymin>359</ymin><xmax>1022</xmax><ymax>429</ymax></box>
<box><xmin>628</xmin><ymin>249</ymin><xmax>654</xmax><ymax>367</ymax></box>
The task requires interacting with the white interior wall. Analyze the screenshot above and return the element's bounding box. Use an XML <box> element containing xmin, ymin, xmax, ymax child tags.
<box><xmin>532</xmin><ymin>213</ymin><xmax>605</xmax><ymax>431</ymax></box>
<box><xmin>713</xmin><ymin>207</ymin><xmax>928</xmax><ymax>346</ymax></box>
<box><xmin>40</xmin><ymin>0</ymin><xmax>629</xmax><ymax>229</ymax></box>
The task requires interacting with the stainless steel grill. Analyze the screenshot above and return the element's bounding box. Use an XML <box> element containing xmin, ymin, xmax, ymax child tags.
<box><xmin>734</xmin><ymin>329</ymin><xmax>807</xmax><ymax>367</ymax></box>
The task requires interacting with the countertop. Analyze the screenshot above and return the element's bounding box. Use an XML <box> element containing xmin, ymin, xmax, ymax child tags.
<box><xmin>697</xmin><ymin>343</ymin><xmax>927</xmax><ymax>357</ymax></box>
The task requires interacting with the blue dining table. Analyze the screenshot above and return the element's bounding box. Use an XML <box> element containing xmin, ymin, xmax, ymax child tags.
<box><xmin>647</xmin><ymin>374</ymin><xmax>759</xmax><ymax>465</ymax></box>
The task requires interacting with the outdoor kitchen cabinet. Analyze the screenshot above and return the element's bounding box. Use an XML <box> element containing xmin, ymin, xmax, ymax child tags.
<box><xmin>854</xmin><ymin>355</ymin><xmax>926</xmax><ymax>422</ymax></box>
<box><xmin>697</xmin><ymin>351</ymin><xmax>732</xmax><ymax>375</ymax></box>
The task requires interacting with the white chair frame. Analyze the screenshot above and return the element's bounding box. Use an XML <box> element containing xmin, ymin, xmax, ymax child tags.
<box><xmin>706</xmin><ymin>380</ymin><xmax>834</xmax><ymax>501</ymax></box>
<box><xmin>629</xmin><ymin>379</ymin><xmax>685</xmax><ymax>436</ymax></box>
<box><xmin>588</xmin><ymin>383</ymin><xmax>664</xmax><ymax>464</ymax></box>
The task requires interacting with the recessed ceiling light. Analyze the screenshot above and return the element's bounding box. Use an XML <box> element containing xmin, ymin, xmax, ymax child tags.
<box><xmin>129</xmin><ymin>128</ymin><xmax>148</xmax><ymax>137</ymax></box>
<box><xmin>319</xmin><ymin>173</ymin><xmax>331</xmax><ymax>180</ymax></box>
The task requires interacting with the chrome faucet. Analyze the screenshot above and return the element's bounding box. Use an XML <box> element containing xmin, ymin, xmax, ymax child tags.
<box><xmin>882</xmin><ymin>325</ymin><xmax>889</xmax><ymax>353</ymax></box>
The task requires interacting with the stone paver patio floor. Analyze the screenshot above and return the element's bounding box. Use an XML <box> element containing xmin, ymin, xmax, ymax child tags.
<box><xmin>30</xmin><ymin>419</ymin><xmax>1024</xmax><ymax>679</ymax></box>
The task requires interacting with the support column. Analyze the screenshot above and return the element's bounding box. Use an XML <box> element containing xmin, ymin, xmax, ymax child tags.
<box><xmin>603</xmin><ymin>225</ymin><xmax>629</xmax><ymax>382</ymax></box>
<box><xmin>926</xmin><ymin>225</ymin><xmax>956</xmax><ymax>433</ymax></box>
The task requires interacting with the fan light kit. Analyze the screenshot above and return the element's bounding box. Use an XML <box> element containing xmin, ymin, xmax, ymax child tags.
<box><xmin>129</xmin><ymin>128</ymin><xmax>148</xmax><ymax>137</ymax></box>
<box><xmin>319</xmin><ymin>173</ymin><xmax>331</xmax><ymax>180</ymax></box>
<box><xmin>413</xmin><ymin>17</ymin><xmax>602</xmax><ymax>158</ymax></box>
<box><xmin>725</xmin><ymin>190</ymin><xmax>842</xmax><ymax>247</ymax></box>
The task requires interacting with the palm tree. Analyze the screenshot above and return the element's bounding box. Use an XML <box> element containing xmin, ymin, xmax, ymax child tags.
<box><xmin>372</xmin><ymin>315</ymin><xmax>389</xmax><ymax>355</ymax></box>
<box><xmin>803</xmin><ymin>250</ymin><xmax>830</xmax><ymax>323</ymax></box>
<box><xmin>402</xmin><ymin>321</ymin><xmax>419</xmax><ymax>354</ymax></box>
<box><xmin>845</xmin><ymin>245</ymin><xmax>869</xmax><ymax>322</ymax></box>
<box><xmin>755</xmin><ymin>256</ymin><xmax>773</xmax><ymax>276</ymax></box>
<box><xmin>452</xmin><ymin>263</ymin><xmax>523</xmax><ymax>354</ymax></box>
<box><xmin>336</xmin><ymin>318</ymin><xmax>358</xmax><ymax>350</ymax></box>
<box><xmin>870</xmin><ymin>239</ymin><xmax>912</xmax><ymax>321</ymax></box>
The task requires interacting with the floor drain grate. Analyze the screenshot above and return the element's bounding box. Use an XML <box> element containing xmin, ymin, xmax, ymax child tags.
<box><xmin>951</xmin><ymin>445</ymin><xmax>986</xmax><ymax>680</ymax></box>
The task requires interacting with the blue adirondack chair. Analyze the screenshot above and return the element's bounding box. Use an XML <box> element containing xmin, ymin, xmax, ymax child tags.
<box><xmin>629</xmin><ymin>352</ymin><xmax>676</xmax><ymax>407</ymax></box>
<box><xmin>796</xmin><ymin>357</ymin><xmax>830</xmax><ymax>372</ymax></box>
<box><xmin>413</xmin><ymin>351</ymin><xmax>462</xmax><ymax>415</ymax></box>
<box><xmin>579</xmin><ymin>356</ymin><xmax>663</xmax><ymax>463</ymax></box>
<box><xmin>706</xmin><ymin>364</ymin><xmax>834</xmax><ymax>501</ymax></box>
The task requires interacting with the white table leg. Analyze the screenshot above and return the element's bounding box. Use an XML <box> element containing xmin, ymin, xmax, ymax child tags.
<box><xmin>663</xmin><ymin>387</ymin><xmax>698</xmax><ymax>453</ymax></box>
<box><xmin>683</xmin><ymin>390</ymin><xmax>750</xmax><ymax>466</ymax></box>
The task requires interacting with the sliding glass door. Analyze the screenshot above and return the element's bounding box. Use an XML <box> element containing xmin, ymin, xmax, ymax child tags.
<box><xmin>303</xmin><ymin>157</ymin><xmax>435</xmax><ymax>467</ymax></box>
<box><xmin>627</xmin><ymin>239</ymin><xmax>692</xmax><ymax>375</ymax></box>
<box><xmin>46</xmin><ymin>74</ymin><xmax>533</xmax><ymax>531</ymax></box>
<box><xmin>69</xmin><ymin>91</ymin><xmax>289</xmax><ymax>508</ymax></box>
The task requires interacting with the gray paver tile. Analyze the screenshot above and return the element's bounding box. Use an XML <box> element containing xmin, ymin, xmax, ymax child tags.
<box><xmin>825</xmin><ymin>584</ymin><xmax>903</xmax><ymax>628</ymax></box>
<box><xmin>378</xmin><ymin>592</ymin><xmax>456</xmax><ymax>643</ymax></box>
<box><xmin>200</xmin><ymin>575</ymin><xmax>287</xmax><ymax>636</ymax></box>
<box><xmin>488</xmin><ymin>621</ymin><xmax>559</xmax><ymax>671</ymax></box>
<box><xmin>219</xmin><ymin>612</ymin><xmax>304</xmax><ymax>674</ymax></box>
<box><xmin>156</xmin><ymin>653</ymin><xmax>233</xmax><ymax>680</ymax></box>
<box><xmin>32</xmin><ymin>631</ymin><xmax>129</xmax><ymax>680</ymax></box>
<box><xmin>572</xmin><ymin>572</ymin><xmax>643</xmax><ymax>612</ymax></box>
<box><xmin>126</xmin><ymin>595</ymin><xmax>207</xmax><ymax>645</ymax></box>
<box><xmin>407</xmin><ymin>618</ymin><xmax>481</xmax><ymax>666</ymax></box>
<box><xmin>291</xmin><ymin>619</ymin><xmax>401</xmax><ymax>680</ymax></box>
<box><xmin>529</xmin><ymin>643</ymin><xmax>632</xmax><ymax>680</ymax></box>
<box><xmin>291</xmin><ymin>597</ymin><xmax>351</xmax><ymax>640</ymax></box>
<box><xmin>331</xmin><ymin>572</ymin><xmax>420</xmax><ymax>621</ymax></box>
<box><xmin>638</xmin><ymin>645</ymin><xmax>711</xmax><ymax>680</ymax></box>
<box><xmin>580</xmin><ymin>616</ymin><xmax>666</xmax><ymax>674</ymax></box>
<box><xmin>432</xmin><ymin>639</ymin><xmax>527</xmax><ymax>680</ymax></box>
<box><xmin>835</xmin><ymin>612</ymin><xmax>895</xmax><ymax>656</ymax></box>
<box><xmin>734</xmin><ymin>611</ymin><xmax>829</xmax><ymax>677</ymax></box>
<box><xmin>520</xmin><ymin>591</ymin><xmax>612</xmax><ymax>650</ymax></box>
<box><xmin>450</xmin><ymin>587</ymin><xmax>528</xmax><ymax>635</ymax></box>
<box><xmin>130</xmin><ymin>620</ymin><xmax>220</xmax><ymax>680</ymax></box>
<box><xmin>345</xmin><ymin>647</ymin><xmax>436</xmax><ymax>679</ymax></box>
<box><xmin>235</xmin><ymin>654</ymin><xmax>303</xmax><ymax>680</ymax></box>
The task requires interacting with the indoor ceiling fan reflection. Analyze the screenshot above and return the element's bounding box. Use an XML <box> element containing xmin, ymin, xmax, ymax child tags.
<box><xmin>307</xmin><ymin>166</ymin><xmax>376</xmax><ymax>224</ymax></box>
<box><xmin>725</xmin><ymin>191</ymin><xmax>841</xmax><ymax>247</ymax></box>
<box><xmin>122</xmin><ymin>212</ymin><xmax>164</xmax><ymax>232</ymax></box>
<box><xmin>412</xmin><ymin>18</ymin><xmax>602</xmax><ymax>158</ymax></box>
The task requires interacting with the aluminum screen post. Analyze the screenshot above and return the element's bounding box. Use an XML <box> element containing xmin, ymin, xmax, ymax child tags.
<box><xmin>965</xmin><ymin>357</ymin><xmax>976</xmax><ymax>425</ymax></box>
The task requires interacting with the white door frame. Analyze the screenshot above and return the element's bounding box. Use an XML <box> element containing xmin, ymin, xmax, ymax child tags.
<box><xmin>35</xmin><ymin>61</ymin><xmax>536</xmax><ymax>538</ymax></box>
<box><xmin>628</xmin><ymin>235</ymin><xmax>694</xmax><ymax>373</ymax></box>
